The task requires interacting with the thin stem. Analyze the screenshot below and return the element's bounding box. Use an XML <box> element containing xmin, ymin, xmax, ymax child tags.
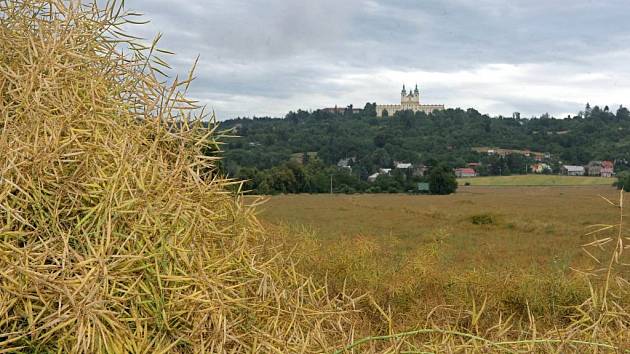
<box><xmin>602</xmin><ymin>190</ymin><xmax>624</xmax><ymax>310</ymax></box>
<box><xmin>333</xmin><ymin>328</ymin><xmax>622</xmax><ymax>354</ymax></box>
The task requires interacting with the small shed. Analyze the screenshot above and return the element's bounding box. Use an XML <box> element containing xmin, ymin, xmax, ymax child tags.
<box><xmin>560</xmin><ymin>165</ymin><xmax>585</xmax><ymax>176</ymax></box>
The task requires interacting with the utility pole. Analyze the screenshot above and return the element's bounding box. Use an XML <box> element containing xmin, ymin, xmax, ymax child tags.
<box><xmin>330</xmin><ymin>175</ymin><xmax>333</xmax><ymax>194</ymax></box>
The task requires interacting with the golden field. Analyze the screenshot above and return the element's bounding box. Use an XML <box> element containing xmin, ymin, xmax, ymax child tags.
<box><xmin>457</xmin><ymin>175</ymin><xmax>615</xmax><ymax>186</ymax></box>
<box><xmin>255</xmin><ymin>186</ymin><xmax>628</xmax><ymax>332</ymax></box>
<box><xmin>258</xmin><ymin>186</ymin><xmax>619</xmax><ymax>273</ymax></box>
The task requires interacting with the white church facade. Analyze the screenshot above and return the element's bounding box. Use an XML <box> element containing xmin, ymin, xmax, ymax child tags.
<box><xmin>376</xmin><ymin>84</ymin><xmax>444</xmax><ymax>117</ymax></box>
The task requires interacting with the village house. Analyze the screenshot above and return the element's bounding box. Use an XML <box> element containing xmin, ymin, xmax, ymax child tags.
<box><xmin>367</xmin><ymin>173</ymin><xmax>380</xmax><ymax>183</ymax></box>
<box><xmin>368</xmin><ymin>163</ymin><xmax>428</xmax><ymax>182</ymax></box>
<box><xmin>394</xmin><ymin>161</ymin><xmax>413</xmax><ymax>169</ymax></box>
<box><xmin>337</xmin><ymin>157</ymin><xmax>356</xmax><ymax>172</ymax></box>
<box><xmin>367</xmin><ymin>168</ymin><xmax>392</xmax><ymax>183</ymax></box>
<box><xmin>601</xmin><ymin>160</ymin><xmax>614</xmax><ymax>177</ymax></box>
<box><xmin>586</xmin><ymin>160</ymin><xmax>614</xmax><ymax>177</ymax></box>
<box><xmin>454</xmin><ymin>168</ymin><xmax>477</xmax><ymax>178</ymax></box>
<box><xmin>412</xmin><ymin>164</ymin><xmax>429</xmax><ymax>177</ymax></box>
<box><xmin>560</xmin><ymin>165</ymin><xmax>585</xmax><ymax>176</ymax></box>
<box><xmin>397</xmin><ymin>162</ymin><xmax>430</xmax><ymax>177</ymax></box>
<box><xmin>530</xmin><ymin>163</ymin><xmax>551</xmax><ymax>174</ymax></box>
<box><xmin>321</xmin><ymin>106</ymin><xmax>362</xmax><ymax>114</ymax></box>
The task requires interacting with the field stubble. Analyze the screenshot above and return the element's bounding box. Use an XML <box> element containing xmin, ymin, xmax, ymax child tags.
<box><xmin>458</xmin><ymin>174</ymin><xmax>615</xmax><ymax>186</ymax></box>
<box><xmin>256</xmin><ymin>186</ymin><xmax>630</xmax><ymax>347</ymax></box>
<box><xmin>259</xmin><ymin>186</ymin><xmax>619</xmax><ymax>273</ymax></box>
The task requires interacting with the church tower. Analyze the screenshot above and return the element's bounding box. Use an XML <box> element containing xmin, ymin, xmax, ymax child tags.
<box><xmin>401</xmin><ymin>83</ymin><xmax>420</xmax><ymax>105</ymax></box>
<box><xmin>375</xmin><ymin>82</ymin><xmax>444</xmax><ymax>117</ymax></box>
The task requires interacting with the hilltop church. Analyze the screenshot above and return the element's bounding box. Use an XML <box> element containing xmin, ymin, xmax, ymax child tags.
<box><xmin>376</xmin><ymin>84</ymin><xmax>444</xmax><ymax>117</ymax></box>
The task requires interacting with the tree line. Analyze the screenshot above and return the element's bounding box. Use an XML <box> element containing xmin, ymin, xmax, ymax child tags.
<box><xmin>217</xmin><ymin>103</ymin><xmax>630</xmax><ymax>194</ymax></box>
<box><xmin>233</xmin><ymin>158</ymin><xmax>457</xmax><ymax>195</ymax></box>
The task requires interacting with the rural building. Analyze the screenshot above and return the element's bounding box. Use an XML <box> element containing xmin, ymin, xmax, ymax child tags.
<box><xmin>337</xmin><ymin>157</ymin><xmax>355</xmax><ymax>171</ymax></box>
<box><xmin>601</xmin><ymin>160</ymin><xmax>614</xmax><ymax>177</ymax></box>
<box><xmin>394</xmin><ymin>162</ymin><xmax>413</xmax><ymax>169</ymax></box>
<box><xmin>412</xmin><ymin>164</ymin><xmax>429</xmax><ymax>177</ymax></box>
<box><xmin>367</xmin><ymin>173</ymin><xmax>380</xmax><ymax>183</ymax></box>
<box><xmin>586</xmin><ymin>160</ymin><xmax>614</xmax><ymax>177</ymax></box>
<box><xmin>530</xmin><ymin>163</ymin><xmax>551</xmax><ymax>174</ymax></box>
<box><xmin>368</xmin><ymin>168</ymin><xmax>394</xmax><ymax>182</ymax></box>
<box><xmin>376</xmin><ymin>84</ymin><xmax>444</xmax><ymax>117</ymax></box>
<box><xmin>454</xmin><ymin>168</ymin><xmax>477</xmax><ymax>178</ymax></box>
<box><xmin>560</xmin><ymin>165</ymin><xmax>585</xmax><ymax>176</ymax></box>
<box><xmin>321</xmin><ymin>106</ymin><xmax>362</xmax><ymax>114</ymax></box>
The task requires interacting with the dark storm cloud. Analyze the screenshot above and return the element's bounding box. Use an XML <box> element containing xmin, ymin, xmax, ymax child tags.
<box><xmin>124</xmin><ymin>0</ymin><xmax>630</xmax><ymax>118</ymax></box>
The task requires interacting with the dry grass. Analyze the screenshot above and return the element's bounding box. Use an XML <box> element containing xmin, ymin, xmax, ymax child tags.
<box><xmin>258</xmin><ymin>187</ymin><xmax>620</xmax><ymax>274</ymax></box>
<box><xmin>459</xmin><ymin>175</ymin><xmax>614</xmax><ymax>186</ymax></box>
<box><xmin>259</xmin><ymin>188</ymin><xmax>630</xmax><ymax>352</ymax></box>
<box><xmin>0</xmin><ymin>1</ymin><xmax>357</xmax><ymax>352</ymax></box>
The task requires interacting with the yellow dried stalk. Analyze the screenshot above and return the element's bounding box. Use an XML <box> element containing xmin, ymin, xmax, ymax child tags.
<box><xmin>0</xmin><ymin>1</ymin><xmax>357</xmax><ymax>352</ymax></box>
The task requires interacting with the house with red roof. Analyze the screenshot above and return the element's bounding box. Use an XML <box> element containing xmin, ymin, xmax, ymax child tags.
<box><xmin>454</xmin><ymin>168</ymin><xmax>477</xmax><ymax>178</ymax></box>
<box><xmin>586</xmin><ymin>160</ymin><xmax>614</xmax><ymax>177</ymax></box>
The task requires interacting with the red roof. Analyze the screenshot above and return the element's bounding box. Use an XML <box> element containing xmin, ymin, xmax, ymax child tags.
<box><xmin>456</xmin><ymin>168</ymin><xmax>476</xmax><ymax>174</ymax></box>
<box><xmin>602</xmin><ymin>160</ymin><xmax>614</xmax><ymax>168</ymax></box>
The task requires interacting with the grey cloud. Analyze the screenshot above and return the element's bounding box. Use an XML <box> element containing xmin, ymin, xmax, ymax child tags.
<box><xmin>122</xmin><ymin>0</ymin><xmax>630</xmax><ymax>118</ymax></box>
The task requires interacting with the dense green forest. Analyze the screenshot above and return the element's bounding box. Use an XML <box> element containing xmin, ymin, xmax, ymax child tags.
<box><xmin>217</xmin><ymin>103</ymin><xmax>630</xmax><ymax>194</ymax></box>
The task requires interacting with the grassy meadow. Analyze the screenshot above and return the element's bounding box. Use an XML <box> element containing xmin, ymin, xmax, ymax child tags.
<box><xmin>256</xmin><ymin>186</ymin><xmax>627</xmax><ymax>331</ymax></box>
<box><xmin>458</xmin><ymin>174</ymin><xmax>615</xmax><ymax>186</ymax></box>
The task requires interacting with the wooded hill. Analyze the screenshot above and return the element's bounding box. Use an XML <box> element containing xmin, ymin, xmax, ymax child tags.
<box><xmin>217</xmin><ymin>103</ymin><xmax>630</xmax><ymax>193</ymax></box>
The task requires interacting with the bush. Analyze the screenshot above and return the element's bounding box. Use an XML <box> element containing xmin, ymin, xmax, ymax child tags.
<box><xmin>428</xmin><ymin>164</ymin><xmax>458</xmax><ymax>195</ymax></box>
<box><xmin>471</xmin><ymin>213</ymin><xmax>496</xmax><ymax>225</ymax></box>
<box><xmin>615</xmin><ymin>172</ymin><xmax>630</xmax><ymax>191</ymax></box>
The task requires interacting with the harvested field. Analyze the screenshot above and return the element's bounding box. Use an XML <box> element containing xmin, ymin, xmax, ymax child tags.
<box><xmin>259</xmin><ymin>186</ymin><xmax>618</xmax><ymax>273</ymax></box>
<box><xmin>458</xmin><ymin>175</ymin><xmax>614</xmax><ymax>186</ymax></box>
<box><xmin>256</xmin><ymin>186</ymin><xmax>630</xmax><ymax>339</ymax></box>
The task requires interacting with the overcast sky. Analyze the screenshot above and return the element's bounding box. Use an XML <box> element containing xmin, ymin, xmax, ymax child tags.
<box><xmin>126</xmin><ymin>0</ymin><xmax>630</xmax><ymax>119</ymax></box>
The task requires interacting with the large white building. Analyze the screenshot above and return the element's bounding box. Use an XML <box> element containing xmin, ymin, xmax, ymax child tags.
<box><xmin>376</xmin><ymin>84</ymin><xmax>444</xmax><ymax>117</ymax></box>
